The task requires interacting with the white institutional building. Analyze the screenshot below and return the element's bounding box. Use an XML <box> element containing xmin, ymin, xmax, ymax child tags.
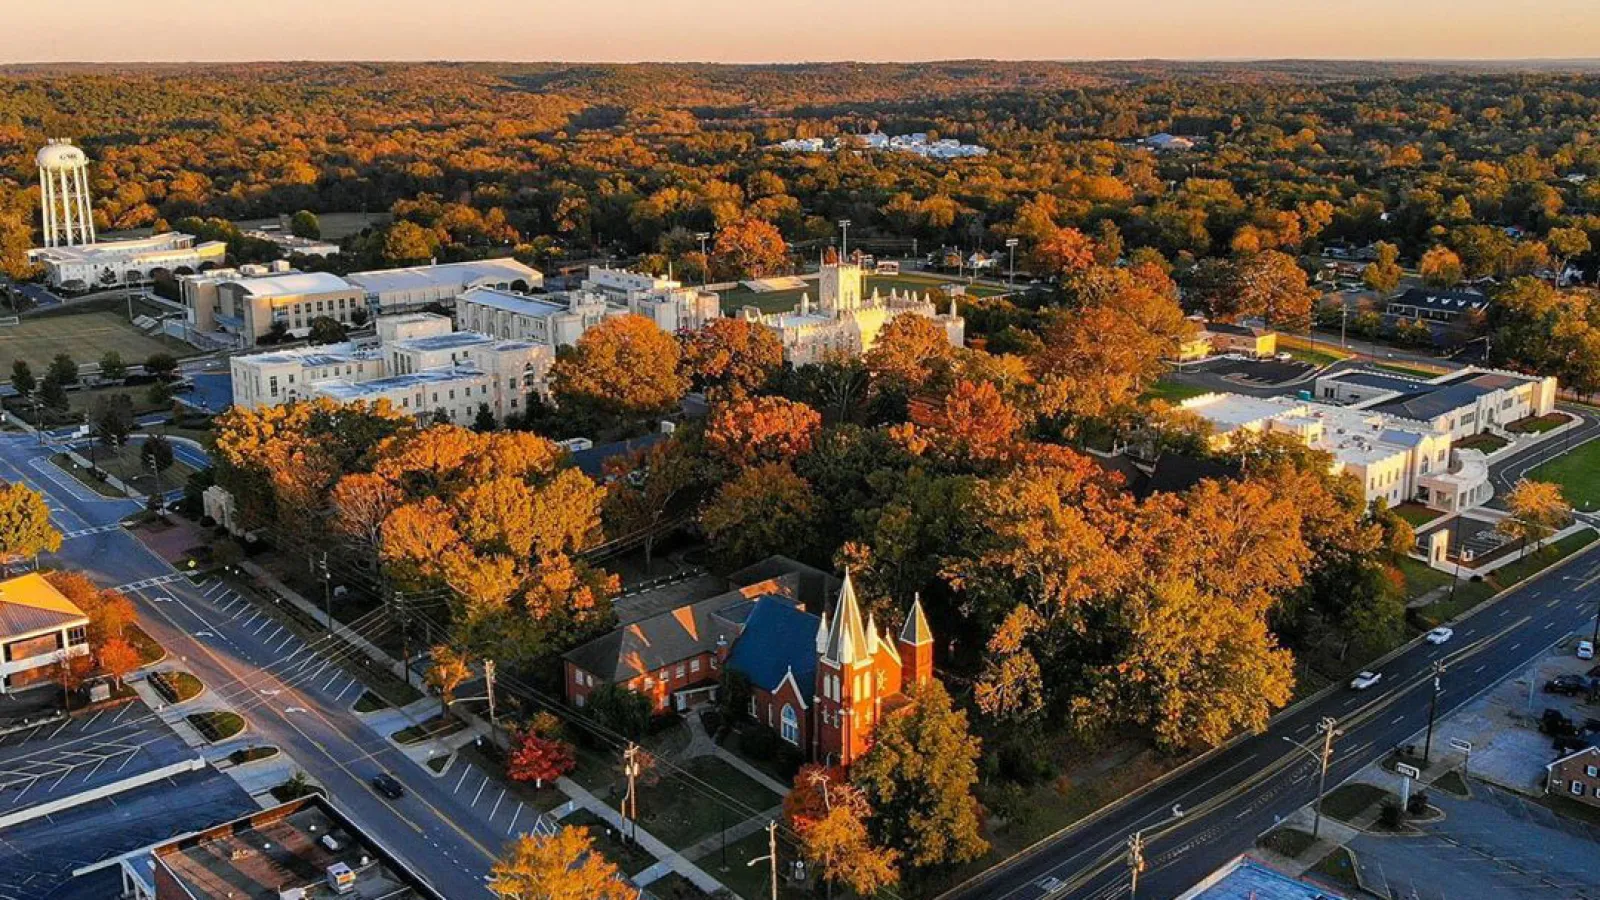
<box><xmin>456</xmin><ymin>265</ymin><xmax>721</xmax><ymax>348</ymax></box>
<box><xmin>27</xmin><ymin>140</ymin><xmax>227</xmax><ymax>291</ymax></box>
<box><xmin>742</xmin><ymin>256</ymin><xmax>965</xmax><ymax>365</ymax></box>
<box><xmin>1180</xmin><ymin>393</ymin><xmax>1492</xmax><ymax>513</ymax></box>
<box><xmin>229</xmin><ymin>312</ymin><xmax>551</xmax><ymax>425</ymax></box>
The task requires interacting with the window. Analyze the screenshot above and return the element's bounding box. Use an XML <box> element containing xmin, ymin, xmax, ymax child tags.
<box><xmin>690</xmin><ymin>659</ymin><xmax>701</xmax><ymax>674</ymax></box>
<box><xmin>1586</xmin><ymin>765</ymin><xmax>1598</xmax><ymax>778</ymax></box>
<box><xmin>1573</xmin><ymin>781</ymin><xmax>1586</xmax><ymax>795</ymax></box>
<box><xmin>749</xmin><ymin>696</ymin><xmax>757</xmax><ymax>717</ymax></box>
<box><xmin>67</xmin><ymin>626</ymin><xmax>86</xmax><ymax>646</ymax></box>
<box><xmin>781</xmin><ymin>705</ymin><xmax>799</xmax><ymax>744</ymax></box>
<box><xmin>574</xmin><ymin>694</ymin><xmax>586</xmax><ymax>708</ymax></box>
<box><xmin>675</xmin><ymin>664</ymin><xmax>686</xmax><ymax>679</ymax></box>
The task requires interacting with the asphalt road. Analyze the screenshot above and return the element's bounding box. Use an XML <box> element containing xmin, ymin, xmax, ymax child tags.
<box><xmin>0</xmin><ymin>430</ymin><xmax>503</xmax><ymax>898</ymax></box>
<box><xmin>947</xmin><ymin>542</ymin><xmax>1600</xmax><ymax>900</ymax></box>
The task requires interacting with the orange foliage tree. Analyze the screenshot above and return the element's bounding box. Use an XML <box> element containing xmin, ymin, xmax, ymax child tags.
<box><xmin>549</xmin><ymin>314</ymin><xmax>688</xmax><ymax>421</ymax></box>
<box><xmin>679</xmin><ymin>317</ymin><xmax>784</xmax><ymax>400</ymax></box>
<box><xmin>711</xmin><ymin>216</ymin><xmax>788</xmax><ymax>279</ymax></box>
<box><xmin>705</xmin><ymin>396</ymin><xmax>823</xmax><ymax>467</ymax></box>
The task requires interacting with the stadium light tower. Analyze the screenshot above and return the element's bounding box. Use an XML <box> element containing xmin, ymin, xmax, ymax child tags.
<box><xmin>838</xmin><ymin>219</ymin><xmax>852</xmax><ymax>259</ymax></box>
<box><xmin>37</xmin><ymin>139</ymin><xmax>96</xmax><ymax>248</ymax></box>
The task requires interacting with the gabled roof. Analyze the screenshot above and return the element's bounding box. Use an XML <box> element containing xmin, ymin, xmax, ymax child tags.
<box><xmin>563</xmin><ymin>592</ymin><xmax>739</xmax><ymax>682</ymax></box>
<box><xmin>1548</xmin><ymin>745</ymin><xmax>1600</xmax><ymax>772</ymax></box>
<box><xmin>0</xmin><ymin>574</ymin><xmax>88</xmax><ymax>638</ymax></box>
<box><xmin>822</xmin><ymin>573</ymin><xmax>869</xmax><ymax>665</ymax></box>
<box><xmin>900</xmin><ymin>596</ymin><xmax>933</xmax><ymax>646</ymax></box>
<box><xmin>725</xmin><ymin>596</ymin><xmax>821</xmax><ymax>697</ymax></box>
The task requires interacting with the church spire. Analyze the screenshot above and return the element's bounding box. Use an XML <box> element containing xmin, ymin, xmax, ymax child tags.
<box><xmin>823</xmin><ymin>571</ymin><xmax>868</xmax><ymax>665</ymax></box>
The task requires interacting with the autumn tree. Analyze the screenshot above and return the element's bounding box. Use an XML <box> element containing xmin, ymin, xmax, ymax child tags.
<box><xmin>786</xmin><ymin>766</ymin><xmax>900</xmax><ymax>897</ymax></box>
<box><xmin>852</xmin><ymin>680</ymin><xmax>987</xmax><ymax>869</ymax></box>
<box><xmin>1547</xmin><ymin>226</ymin><xmax>1591</xmax><ymax>279</ymax></box>
<box><xmin>1499</xmin><ymin>479</ymin><xmax>1573</xmax><ymax>558</ymax></box>
<box><xmin>700</xmin><ymin>462</ymin><xmax>818</xmax><ymax>568</ymax></box>
<box><xmin>0</xmin><ymin>482</ymin><xmax>62</xmax><ymax>563</ymax></box>
<box><xmin>508</xmin><ymin>727</ymin><xmax>577</xmax><ymax>788</ymax></box>
<box><xmin>1230</xmin><ymin>250</ymin><xmax>1318</xmax><ymax>326</ymax></box>
<box><xmin>1419</xmin><ymin>246</ymin><xmax>1464</xmax><ymax>288</ymax></box>
<box><xmin>45</xmin><ymin>572</ymin><xmax>137</xmax><ymax>645</ymax></box>
<box><xmin>425</xmin><ymin>644</ymin><xmax>474</xmax><ymax>719</ymax></box>
<box><xmin>1029</xmin><ymin>225</ymin><xmax>1096</xmax><ymax>280</ymax></box>
<box><xmin>712</xmin><ymin>217</ymin><xmax>788</xmax><ymax>279</ymax></box>
<box><xmin>894</xmin><ymin>379</ymin><xmax>1023</xmax><ymax>470</ymax></box>
<box><xmin>98</xmin><ymin>637</ymin><xmax>141</xmax><ymax>687</ymax></box>
<box><xmin>602</xmin><ymin>438</ymin><xmax>698</xmax><ymax>573</ymax></box>
<box><xmin>1362</xmin><ymin>241</ymin><xmax>1403</xmax><ymax>295</ymax></box>
<box><xmin>383</xmin><ymin>220</ymin><xmax>438</xmax><ymax>265</ymax></box>
<box><xmin>864</xmin><ymin>314</ymin><xmax>956</xmax><ymax>396</ymax></box>
<box><xmin>705</xmin><ymin>396</ymin><xmax>823</xmax><ymax>467</ymax></box>
<box><xmin>489</xmin><ymin>826</ymin><xmax>635</xmax><ymax>900</ymax></box>
<box><xmin>679</xmin><ymin>317</ymin><xmax>784</xmax><ymax>399</ymax></box>
<box><xmin>550</xmin><ymin>314</ymin><xmax>688</xmax><ymax>424</ymax></box>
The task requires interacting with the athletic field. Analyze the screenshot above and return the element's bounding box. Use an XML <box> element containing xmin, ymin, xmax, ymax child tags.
<box><xmin>0</xmin><ymin>311</ymin><xmax>189</xmax><ymax>375</ymax></box>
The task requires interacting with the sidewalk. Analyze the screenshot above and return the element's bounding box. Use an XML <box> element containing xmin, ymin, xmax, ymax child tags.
<box><xmin>558</xmin><ymin>775</ymin><xmax>730</xmax><ymax>896</ymax></box>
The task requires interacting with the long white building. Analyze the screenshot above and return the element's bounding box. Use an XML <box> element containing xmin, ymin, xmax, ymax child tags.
<box><xmin>31</xmin><ymin>231</ymin><xmax>227</xmax><ymax>292</ymax></box>
<box><xmin>230</xmin><ymin>312</ymin><xmax>551</xmax><ymax>425</ymax></box>
<box><xmin>1313</xmin><ymin>367</ymin><xmax>1558</xmax><ymax>440</ymax></box>
<box><xmin>456</xmin><ymin>264</ymin><xmax>721</xmax><ymax>348</ymax></box>
<box><xmin>1180</xmin><ymin>392</ymin><xmax>1491</xmax><ymax>512</ymax></box>
<box><xmin>346</xmin><ymin>258</ymin><xmax>542</xmax><ymax>312</ymax></box>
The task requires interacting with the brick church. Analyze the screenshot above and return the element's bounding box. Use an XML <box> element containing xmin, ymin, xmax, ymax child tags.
<box><xmin>563</xmin><ymin>558</ymin><xmax>932</xmax><ymax>767</ymax></box>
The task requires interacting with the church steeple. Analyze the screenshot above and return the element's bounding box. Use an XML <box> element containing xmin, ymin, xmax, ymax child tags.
<box><xmin>822</xmin><ymin>571</ymin><xmax>868</xmax><ymax>666</ymax></box>
<box><xmin>898</xmin><ymin>594</ymin><xmax>934</xmax><ymax>688</ymax></box>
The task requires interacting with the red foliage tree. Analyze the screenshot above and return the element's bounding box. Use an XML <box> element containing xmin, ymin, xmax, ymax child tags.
<box><xmin>507</xmin><ymin>729</ymin><xmax>577</xmax><ymax>788</ymax></box>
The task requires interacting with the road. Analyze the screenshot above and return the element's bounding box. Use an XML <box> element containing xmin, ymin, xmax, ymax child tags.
<box><xmin>0</xmin><ymin>430</ymin><xmax>506</xmax><ymax>898</ymax></box>
<box><xmin>947</xmin><ymin>541</ymin><xmax>1600</xmax><ymax>900</ymax></box>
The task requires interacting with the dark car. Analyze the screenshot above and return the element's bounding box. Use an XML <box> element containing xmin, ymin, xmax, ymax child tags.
<box><xmin>1545</xmin><ymin>675</ymin><xmax>1589</xmax><ymax>696</ymax></box>
<box><xmin>372</xmin><ymin>773</ymin><xmax>406</xmax><ymax>799</ymax></box>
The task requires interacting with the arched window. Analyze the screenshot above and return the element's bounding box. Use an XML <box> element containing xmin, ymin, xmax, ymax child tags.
<box><xmin>780</xmin><ymin>705</ymin><xmax>799</xmax><ymax>745</ymax></box>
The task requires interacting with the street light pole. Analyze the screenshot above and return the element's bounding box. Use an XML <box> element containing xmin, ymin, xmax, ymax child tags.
<box><xmin>1423</xmin><ymin>660</ymin><xmax>1446</xmax><ymax>766</ymax></box>
<box><xmin>1005</xmin><ymin>237</ymin><xmax>1018</xmax><ymax>287</ymax></box>
<box><xmin>695</xmin><ymin>232</ymin><xmax>711</xmax><ymax>285</ymax></box>
<box><xmin>1284</xmin><ymin>716</ymin><xmax>1342</xmax><ymax>839</ymax></box>
<box><xmin>319</xmin><ymin>552</ymin><xmax>332</xmax><ymax>632</ymax></box>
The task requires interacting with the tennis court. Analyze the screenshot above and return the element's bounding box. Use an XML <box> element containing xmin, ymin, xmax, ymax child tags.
<box><xmin>0</xmin><ymin>311</ymin><xmax>189</xmax><ymax>375</ymax></box>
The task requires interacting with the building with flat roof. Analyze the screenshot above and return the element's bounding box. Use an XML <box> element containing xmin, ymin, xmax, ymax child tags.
<box><xmin>242</xmin><ymin>229</ymin><xmax>341</xmax><ymax>258</ymax></box>
<box><xmin>742</xmin><ymin>256</ymin><xmax>964</xmax><ymax>365</ymax></box>
<box><xmin>1180</xmin><ymin>392</ymin><xmax>1491</xmax><ymax>512</ymax></box>
<box><xmin>346</xmin><ymin>258</ymin><xmax>542</xmax><ymax>313</ymax></box>
<box><xmin>1177</xmin><ymin>855</ymin><xmax>1347</xmax><ymax>899</ymax></box>
<box><xmin>456</xmin><ymin>286</ymin><xmax>615</xmax><ymax>347</ymax></box>
<box><xmin>30</xmin><ymin>232</ymin><xmax>228</xmax><ymax>292</ymax></box>
<box><xmin>0</xmin><ymin>573</ymin><xmax>90</xmax><ymax>694</ymax></box>
<box><xmin>1314</xmin><ymin>366</ymin><xmax>1558</xmax><ymax>441</ymax></box>
<box><xmin>229</xmin><ymin>312</ymin><xmax>550</xmax><ymax>425</ymax></box>
<box><xmin>581</xmin><ymin>265</ymin><xmax>722</xmax><ymax>333</ymax></box>
<box><xmin>131</xmin><ymin>794</ymin><xmax>445</xmax><ymax>899</ymax></box>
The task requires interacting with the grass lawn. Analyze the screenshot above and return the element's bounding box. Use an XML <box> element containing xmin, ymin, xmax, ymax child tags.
<box><xmin>1309</xmin><ymin>846</ymin><xmax>1361</xmax><ymax>892</ymax></box>
<box><xmin>391</xmin><ymin>714</ymin><xmax>467</xmax><ymax>745</ymax></box>
<box><xmin>1258</xmin><ymin>827</ymin><xmax>1317</xmax><ymax>860</ymax></box>
<box><xmin>1455</xmin><ymin>432</ymin><xmax>1509</xmax><ymax>453</ymax></box>
<box><xmin>1321</xmin><ymin>783</ymin><xmax>1393</xmax><ymax>822</ymax></box>
<box><xmin>719</xmin><ymin>272</ymin><xmax>1006</xmax><ymax>315</ymax></box>
<box><xmin>1509</xmin><ymin>413</ymin><xmax>1571</xmax><ymax>434</ymax></box>
<box><xmin>150</xmin><ymin>670</ymin><xmax>203</xmax><ymax>703</ymax></box>
<box><xmin>0</xmin><ymin>309</ymin><xmax>191</xmax><ymax>376</ymax></box>
<box><xmin>707</xmin><ymin>829</ymin><xmax>810</xmax><ymax>900</ymax></box>
<box><xmin>126</xmin><ymin>623</ymin><xmax>165</xmax><ymax>665</ymax></box>
<box><xmin>84</xmin><ymin>440</ymin><xmax>197</xmax><ymax>495</ymax></box>
<box><xmin>1142</xmin><ymin>378</ymin><xmax>1210</xmax><ymax>404</ymax></box>
<box><xmin>1391</xmin><ymin>502</ymin><xmax>1440</xmax><ymax>528</ymax></box>
<box><xmin>51</xmin><ymin>453</ymin><xmax>129</xmax><ymax>498</ymax></box>
<box><xmin>640</xmin><ymin>872</ymin><xmax>711</xmax><ymax>899</ymax></box>
<box><xmin>621</xmin><ymin>755</ymin><xmax>783</xmax><ymax>850</ymax></box>
<box><xmin>1484</xmin><ymin>529</ymin><xmax>1598</xmax><ymax>588</ymax></box>
<box><xmin>1433</xmin><ymin>769</ymin><xmax>1470</xmax><ymax>798</ymax></box>
<box><xmin>353</xmin><ymin>690</ymin><xmax>391</xmax><ymax>713</ymax></box>
<box><xmin>1277</xmin><ymin>336</ymin><xmax>1352</xmax><ymax>368</ymax></box>
<box><xmin>1529</xmin><ymin>441</ymin><xmax>1600</xmax><ymax>511</ymax></box>
<box><xmin>426</xmin><ymin>754</ymin><xmax>450</xmax><ymax>773</ymax></box>
<box><xmin>561</xmin><ymin>808</ymin><xmax>659</xmax><ymax>877</ymax></box>
<box><xmin>1396</xmin><ymin>556</ymin><xmax>1453</xmax><ymax>600</ymax></box>
<box><xmin>187</xmin><ymin>710</ymin><xmax>245</xmax><ymax>743</ymax></box>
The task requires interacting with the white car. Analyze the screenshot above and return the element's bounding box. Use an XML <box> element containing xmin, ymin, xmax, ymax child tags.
<box><xmin>1426</xmin><ymin>627</ymin><xmax>1454</xmax><ymax>645</ymax></box>
<box><xmin>1350</xmin><ymin>671</ymin><xmax>1383</xmax><ymax>691</ymax></box>
<box><xmin>1579</xmin><ymin>640</ymin><xmax>1595</xmax><ymax>660</ymax></box>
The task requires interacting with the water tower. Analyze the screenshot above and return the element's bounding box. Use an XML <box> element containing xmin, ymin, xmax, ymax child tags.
<box><xmin>36</xmin><ymin>139</ymin><xmax>96</xmax><ymax>248</ymax></box>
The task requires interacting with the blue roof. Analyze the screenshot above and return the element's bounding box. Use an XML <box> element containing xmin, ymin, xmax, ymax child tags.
<box><xmin>726</xmin><ymin>595</ymin><xmax>820</xmax><ymax>694</ymax></box>
<box><xmin>1189</xmin><ymin>858</ymin><xmax>1347</xmax><ymax>899</ymax></box>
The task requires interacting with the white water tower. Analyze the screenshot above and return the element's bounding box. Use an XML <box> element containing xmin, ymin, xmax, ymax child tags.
<box><xmin>36</xmin><ymin>139</ymin><xmax>96</xmax><ymax>247</ymax></box>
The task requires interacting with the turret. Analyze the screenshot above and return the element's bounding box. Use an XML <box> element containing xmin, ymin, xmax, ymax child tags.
<box><xmin>898</xmin><ymin>594</ymin><xmax>934</xmax><ymax>688</ymax></box>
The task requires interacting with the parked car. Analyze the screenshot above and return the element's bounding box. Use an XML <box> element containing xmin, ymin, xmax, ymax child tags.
<box><xmin>1350</xmin><ymin>671</ymin><xmax>1383</xmax><ymax>690</ymax></box>
<box><xmin>1426</xmin><ymin>627</ymin><xmax>1454</xmax><ymax>645</ymax></box>
<box><xmin>1579</xmin><ymin>640</ymin><xmax>1595</xmax><ymax>660</ymax></box>
<box><xmin>371</xmin><ymin>773</ymin><xmax>406</xmax><ymax>799</ymax></box>
<box><xmin>1543</xmin><ymin>708</ymin><xmax>1578</xmax><ymax>736</ymax></box>
<box><xmin>1545</xmin><ymin>674</ymin><xmax>1589</xmax><ymax>696</ymax></box>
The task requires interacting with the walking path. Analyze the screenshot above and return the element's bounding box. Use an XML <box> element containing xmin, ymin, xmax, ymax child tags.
<box><xmin>557</xmin><ymin>775</ymin><xmax>729</xmax><ymax>894</ymax></box>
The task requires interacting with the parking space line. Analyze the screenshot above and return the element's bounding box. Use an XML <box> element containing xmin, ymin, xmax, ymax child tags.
<box><xmin>454</xmin><ymin>767</ymin><xmax>470</xmax><ymax>794</ymax></box>
<box><xmin>252</xmin><ymin>619</ymin><xmax>272</xmax><ymax>636</ymax></box>
<box><xmin>472</xmin><ymin>775</ymin><xmax>488</xmax><ymax>807</ymax></box>
<box><xmin>335</xmin><ymin>679</ymin><xmax>359</xmax><ymax>703</ymax></box>
<box><xmin>506</xmin><ymin>803</ymin><xmax>522</xmax><ymax>835</ymax></box>
<box><xmin>489</xmin><ymin>789</ymin><xmax>505</xmax><ymax>821</ymax></box>
<box><xmin>276</xmin><ymin>635</ymin><xmax>299</xmax><ymax>654</ymax></box>
<box><xmin>323</xmin><ymin>671</ymin><xmax>341</xmax><ymax>692</ymax></box>
<box><xmin>80</xmin><ymin>710</ymin><xmax>104</xmax><ymax>731</ymax></box>
<box><xmin>264</xmin><ymin>625</ymin><xmax>284</xmax><ymax>644</ymax></box>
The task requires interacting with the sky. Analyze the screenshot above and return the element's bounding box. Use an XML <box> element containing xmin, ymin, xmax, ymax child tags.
<box><xmin>3</xmin><ymin>0</ymin><xmax>1598</xmax><ymax>63</ymax></box>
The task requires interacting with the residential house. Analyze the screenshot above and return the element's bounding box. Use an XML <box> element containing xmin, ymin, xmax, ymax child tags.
<box><xmin>1547</xmin><ymin>746</ymin><xmax>1600</xmax><ymax>807</ymax></box>
<box><xmin>1384</xmin><ymin>287</ymin><xmax>1489</xmax><ymax>325</ymax></box>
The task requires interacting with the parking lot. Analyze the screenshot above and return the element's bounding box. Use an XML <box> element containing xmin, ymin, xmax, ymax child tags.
<box><xmin>0</xmin><ymin>698</ymin><xmax>194</xmax><ymax>819</ymax></box>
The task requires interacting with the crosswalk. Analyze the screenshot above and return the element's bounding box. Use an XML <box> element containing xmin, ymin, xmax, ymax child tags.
<box><xmin>61</xmin><ymin>523</ymin><xmax>124</xmax><ymax>540</ymax></box>
<box><xmin>114</xmin><ymin>573</ymin><xmax>185</xmax><ymax>592</ymax></box>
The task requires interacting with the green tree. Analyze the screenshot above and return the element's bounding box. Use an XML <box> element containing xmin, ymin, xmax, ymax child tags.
<box><xmin>140</xmin><ymin>433</ymin><xmax>174</xmax><ymax>474</ymax></box>
<box><xmin>90</xmin><ymin>394</ymin><xmax>136</xmax><ymax>449</ymax></box>
<box><xmin>700</xmin><ymin>462</ymin><xmax>818</xmax><ymax>568</ymax></box>
<box><xmin>289</xmin><ymin>209</ymin><xmax>322</xmax><ymax>239</ymax></box>
<box><xmin>852</xmin><ymin>680</ymin><xmax>987</xmax><ymax>869</ymax></box>
<box><xmin>472</xmin><ymin>403</ymin><xmax>497</xmax><ymax>432</ymax></box>
<box><xmin>39</xmin><ymin>375</ymin><xmax>67</xmax><ymax>413</ymax></box>
<box><xmin>10</xmin><ymin>360</ymin><xmax>34</xmax><ymax>397</ymax></box>
<box><xmin>306</xmin><ymin>316</ymin><xmax>346</xmax><ymax>345</ymax></box>
<box><xmin>144</xmin><ymin>352</ymin><xmax>179</xmax><ymax>378</ymax></box>
<box><xmin>586</xmin><ymin>683</ymin><xmax>653</xmax><ymax>740</ymax></box>
<box><xmin>48</xmin><ymin>353</ymin><xmax>79</xmax><ymax>387</ymax></box>
<box><xmin>98</xmin><ymin>351</ymin><xmax>127</xmax><ymax>383</ymax></box>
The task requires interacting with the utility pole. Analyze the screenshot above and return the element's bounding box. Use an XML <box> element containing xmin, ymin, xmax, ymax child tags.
<box><xmin>746</xmin><ymin>820</ymin><xmax>779</xmax><ymax>900</ymax></box>
<box><xmin>1340</xmin><ymin>302</ymin><xmax>1349</xmax><ymax>349</ymax></box>
<box><xmin>1126</xmin><ymin>830</ymin><xmax>1146</xmax><ymax>899</ymax></box>
<box><xmin>623</xmin><ymin>743</ymin><xmax>641</xmax><ymax>844</ymax></box>
<box><xmin>1423</xmin><ymin>661</ymin><xmax>1446</xmax><ymax>765</ymax></box>
<box><xmin>319</xmin><ymin>552</ymin><xmax>332</xmax><ymax>632</ymax></box>
<box><xmin>1284</xmin><ymin>716</ymin><xmax>1342</xmax><ymax>839</ymax></box>
<box><xmin>484</xmin><ymin>659</ymin><xmax>498</xmax><ymax>735</ymax></box>
<box><xmin>394</xmin><ymin>591</ymin><xmax>412</xmax><ymax>688</ymax></box>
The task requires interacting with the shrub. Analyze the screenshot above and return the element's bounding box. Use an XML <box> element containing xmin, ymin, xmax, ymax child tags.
<box><xmin>1406</xmin><ymin>790</ymin><xmax>1429</xmax><ymax>816</ymax></box>
<box><xmin>1379</xmin><ymin>800</ymin><xmax>1405</xmax><ymax>829</ymax></box>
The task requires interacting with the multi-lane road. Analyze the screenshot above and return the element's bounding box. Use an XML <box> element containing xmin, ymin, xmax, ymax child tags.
<box><xmin>948</xmin><ymin>530</ymin><xmax>1600</xmax><ymax>900</ymax></box>
<box><xmin>0</xmin><ymin>430</ymin><xmax>509</xmax><ymax>898</ymax></box>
